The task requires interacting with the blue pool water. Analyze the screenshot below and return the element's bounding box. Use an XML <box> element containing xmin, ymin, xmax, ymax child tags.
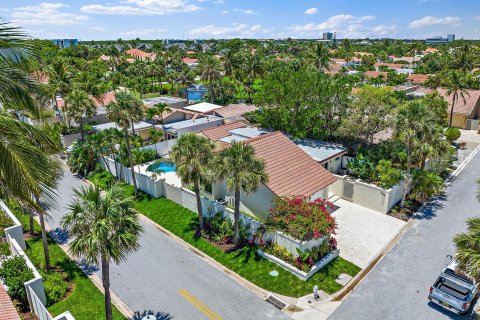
<box><xmin>147</xmin><ymin>161</ymin><xmax>176</xmax><ymax>173</ymax></box>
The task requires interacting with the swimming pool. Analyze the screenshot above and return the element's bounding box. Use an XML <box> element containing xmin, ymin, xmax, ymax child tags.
<box><xmin>147</xmin><ymin>161</ymin><xmax>176</xmax><ymax>173</ymax></box>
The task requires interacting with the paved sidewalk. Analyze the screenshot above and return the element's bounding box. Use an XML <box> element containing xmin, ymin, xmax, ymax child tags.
<box><xmin>0</xmin><ymin>284</ymin><xmax>20</xmax><ymax>320</ymax></box>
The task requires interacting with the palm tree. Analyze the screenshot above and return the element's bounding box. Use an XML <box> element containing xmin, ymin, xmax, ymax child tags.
<box><xmin>147</xmin><ymin>127</ymin><xmax>163</xmax><ymax>156</ymax></box>
<box><xmin>64</xmin><ymin>90</ymin><xmax>97</xmax><ymax>140</ymax></box>
<box><xmin>62</xmin><ymin>183</ymin><xmax>142</xmax><ymax>320</ymax></box>
<box><xmin>44</xmin><ymin>57</ymin><xmax>74</xmax><ymax>119</ymax></box>
<box><xmin>146</xmin><ymin>102</ymin><xmax>172</xmax><ymax>138</ymax></box>
<box><xmin>454</xmin><ymin>216</ymin><xmax>480</xmax><ymax>282</ymax></box>
<box><xmin>176</xmin><ymin>67</ymin><xmax>195</xmax><ymax>104</ymax></box>
<box><xmin>445</xmin><ymin>71</ymin><xmax>469</xmax><ymax>128</ymax></box>
<box><xmin>107</xmin><ymin>92</ymin><xmax>144</xmax><ymax>197</ymax></box>
<box><xmin>308</xmin><ymin>42</ymin><xmax>332</xmax><ymax>71</ymax></box>
<box><xmin>411</xmin><ymin>170</ymin><xmax>444</xmax><ymax>203</ymax></box>
<box><xmin>394</xmin><ymin>101</ymin><xmax>432</xmax><ymax>207</ymax></box>
<box><xmin>198</xmin><ymin>56</ymin><xmax>223</xmax><ymax>103</ymax></box>
<box><xmin>170</xmin><ymin>133</ymin><xmax>214</xmax><ymax>229</ymax></box>
<box><xmin>214</xmin><ymin>141</ymin><xmax>268</xmax><ymax>246</ymax></box>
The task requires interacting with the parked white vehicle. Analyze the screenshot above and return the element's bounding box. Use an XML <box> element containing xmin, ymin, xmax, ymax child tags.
<box><xmin>428</xmin><ymin>256</ymin><xmax>478</xmax><ymax>315</ymax></box>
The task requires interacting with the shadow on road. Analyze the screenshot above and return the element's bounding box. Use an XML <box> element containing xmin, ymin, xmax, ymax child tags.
<box><xmin>131</xmin><ymin>310</ymin><xmax>173</xmax><ymax>320</ymax></box>
<box><xmin>413</xmin><ymin>193</ymin><xmax>447</xmax><ymax>221</ymax></box>
<box><xmin>427</xmin><ymin>301</ymin><xmax>476</xmax><ymax>320</ymax></box>
<box><xmin>50</xmin><ymin>227</ymin><xmax>69</xmax><ymax>245</ymax></box>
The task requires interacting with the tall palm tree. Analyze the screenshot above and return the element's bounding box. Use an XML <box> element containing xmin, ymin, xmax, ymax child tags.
<box><xmin>0</xmin><ymin>22</ymin><xmax>62</xmax><ymax>269</ymax></box>
<box><xmin>62</xmin><ymin>183</ymin><xmax>142</xmax><ymax>320</ymax></box>
<box><xmin>445</xmin><ymin>71</ymin><xmax>469</xmax><ymax>128</ymax></box>
<box><xmin>198</xmin><ymin>56</ymin><xmax>223</xmax><ymax>103</ymax></box>
<box><xmin>214</xmin><ymin>141</ymin><xmax>268</xmax><ymax>246</ymax></box>
<box><xmin>107</xmin><ymin>92</ymin><xmax>144</xmax><ymax>197</ymax></box>
<box><xmin>394</xmin><ymin>101</ymin><xmax>432</xmax><ymax>207</ymax></box>
<box><xmin>64</xmin><ymin>90</ymin><xmax>97</xmax><ymax>140</ymax></box>
<box><xmin>176</xmin><ymin>67</ymin><xmax>195</xmax><ymax>104</ymax></box>
<box><xmin>170</xmin><ymin>133</ymin><xmax>214</xmax><ymax>229</ymax></box>
<box><xmin>44</xmin><ymin>58</ymin><xmax>74</xmax><ymax>119</ymax></box>
<box><xmin>308</xmin><ymin>42</ymin><xmax>332</xmax><ymax>71</ymax></box>
<box><xmin>146</xmin><ymin>102</ymin><xmax>172</xmax><ymax>137</ymax></box>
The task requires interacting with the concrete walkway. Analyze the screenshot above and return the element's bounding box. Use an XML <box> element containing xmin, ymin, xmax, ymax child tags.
<box><xmin>0</xmin><ymin>284</ymin><xmax>20</xmax><ymax>320</ymax></box>
<box><xmin>45</xmin><ymin>169</ymin><xmax>290</xmax><ymax>320</ymax></box>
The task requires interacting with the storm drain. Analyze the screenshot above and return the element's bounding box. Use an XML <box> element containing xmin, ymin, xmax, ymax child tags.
<box><xmin>265</xmin><ymin>295</ymin><xmax>287</xmax><ymax>310</ymax></box>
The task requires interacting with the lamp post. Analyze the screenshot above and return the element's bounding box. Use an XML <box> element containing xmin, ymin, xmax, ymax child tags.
<box><xmin>114</xmin><ymin>144</ymin><xmax>120</xmax><ymax>178</ymax></box>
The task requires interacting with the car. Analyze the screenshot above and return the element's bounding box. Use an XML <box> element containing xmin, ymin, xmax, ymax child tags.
<box><xmin>428</xmin><ymin>256</ymin><xmax>478</xmax><ymax>315</ymax></box>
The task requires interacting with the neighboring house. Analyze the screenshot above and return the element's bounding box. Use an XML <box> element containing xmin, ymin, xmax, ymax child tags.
<box><xmin>99</xmin><ymin>54</ymin><xmax>111</xmax><ymax>62</ymax></box>
<box><xmin>293</xmin><ymin>139</ymin><xmax>348</xmax><ymax>173</ymax></box>
<box><xmin>209</xmin><ymin>130</ymin><xmax>337</xmax><ymax>218</ymax></box>
<box><xmin>184</xmin><ymin>102</ymin><xmax>222</xmax><ymax>114</ymax></box>
<box><xmin>424</xmin><ymin>48</ymin><xmax>439</xmax><ymax>54</ymax></box>
<box><xmin>56</xmin><ymin>91</ymin><xmax>116</xmax><ymax>125</ymax></box>
<box><xmin>161</xmin><ymin>115</ymin><xmax>224</xmax><ymax>140</ymax></box>
<box><xmin>406</xmin><ymin>74</ymin><xmax>431</xmax><ymax>86</ymax></box>
<box><xmin>51</xmin><ymin>39</ymin><xmax>78</xmax><ymax>48</ymax></box>
<box><xmin>157</xmin><ymin>109</ymin><xmax>200</xmax><ymax>125</ymax></box>
<box><xmin>182</xmin><ymin>58</ymin><xmax>199</xmax><ymax>68</ymax></box>
<box><xmin>142</xmin><ymin>96</ymin><xmax>187</xmax><ymax>109</ymax></box>
<box><xmin>93</xmin><ymin>121</ymin><xmax>155</xmax><ymax>140</ymax></box>
<box><xmin>212</xmin><ymin>103</ymin><xmax>257</xmax><ymax>121</ymax></box>
<box><xmin>325</xmin><ymin>62</ymin><xmax>344</xmax><ymax>76</ymax></box>
<box><xmin>374</xmin><ymin>63</ymin><xmax>413</xmax><ymax>75</ymax></box>
<box><xmin>126</xmin><ymin>48</ymin><xmax>156</xmax><ymax>61</ymax></box>
<box><xmin>365</xmin><ymin>71</ymin><xmax>389</xmax><ymax>83</ymax></box>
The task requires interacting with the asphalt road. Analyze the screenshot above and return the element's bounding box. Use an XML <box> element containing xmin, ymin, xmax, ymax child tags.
<box><xmin>329</xmin><ymin>151</ymin><xmax>480</xmax><ymax>320</ymax></box>
<box><xmin>45</xmin><ymin>169</ymin><xmax>290</xmax><ymax>320</ymax></box>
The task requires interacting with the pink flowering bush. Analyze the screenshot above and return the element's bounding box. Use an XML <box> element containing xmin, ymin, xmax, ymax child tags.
<box><xmin>265</xmin><ymin>195</ymin><xmax>336</xmax><ymax>241</ymax></box>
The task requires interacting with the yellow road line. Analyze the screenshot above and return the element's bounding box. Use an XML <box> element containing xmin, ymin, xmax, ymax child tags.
<box><xmin>178</xmin><ymin>288</ymin><xmax>222</xmax><ymax>320</ymax></box>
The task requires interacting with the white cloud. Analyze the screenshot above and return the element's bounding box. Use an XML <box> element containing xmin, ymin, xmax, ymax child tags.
<box><xmin>12</xmin><ymin>2</ymin><xmax>89</xmax><ymax>26</ymax></box>
<box><xmin>212</xmin><ymin>0</ymin><xmax>225</xmax><ymax>4</ymax></box>
<box><xmin>89</xmin><ymin>26</ymin><xmax>107</xmax><ymax>31</ymax></box>
<box><xmin>190</xmin><ymin>23</ymin><xmax>271</xmax><ymax>38</ymax></box>
<box><xmin>304</xmin><ymin>8</ymin><xmax>318</xmax><ymax>15</ymax></box>
<box><xmin>291</xmin><ymin>14</ymin><xmax>375</xmax><ymax>34</ymax></box>
<box><xmin>409</xmin><ymin>16</ymin><xmax>462</xmax><ymax>28</ymax></box>
<box><xmin>81</xmin><ymin>0</ymin><xmax>201</xmax><ymax>15</ymax></box>
<box><xmin>120</xmin><ymin>28</ymin><xmax>168</xmax><ymax>36</ymax></box>
<box><xmin>222</xmin><ymin>8</ymin><xmax>257</xmax><ymax>15</ymax></box>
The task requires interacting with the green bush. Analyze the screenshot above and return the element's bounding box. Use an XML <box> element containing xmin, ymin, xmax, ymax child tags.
<box><xmin>375</xmin><ymin>159</ymin><xmax>402</xmax><ymax>189</ymax></box>
<box><xmin>202</xmin><ymin>212</ymin><xmax>250</xmax><ymax>245</ymax></box>
<box><xmin>445</xmin><ymin>127</ymin><xmax>461</xmax><ymax>143</ymax></box>
<box><xmin>0</xmin><ymin>256</ymin><xmax>33</xmax><ymax>310</ymax></box>
<box><xmin>42</xmin><ymin>271</ymin><xmax>69</xmax><ymax>306</ymax></box>
<box><xmin>0</xmin><ymin>240</ymin><xmax>10</xmax><ymax>257</ymax></box>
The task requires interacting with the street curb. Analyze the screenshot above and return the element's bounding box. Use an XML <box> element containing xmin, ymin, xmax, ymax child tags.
<box><xmin>37</xmin><ymin>217</ymin><xmax>135</xmax><ymax>319</ymax></box>
<box><xmin>136</xmin><ymin>214</ymin><xmax>275</xmax><ymax>301</ymax></box>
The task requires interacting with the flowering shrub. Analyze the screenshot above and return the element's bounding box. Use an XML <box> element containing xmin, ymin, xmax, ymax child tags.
<box><xmin>265</xmin><ymin>195</ymin><xmax>336</xmax><ymax>241</ymax></box>
<box><xmin>202</xmin><ymin>212</ymin><xmax>250</xmax><ymax>245</ymax></box>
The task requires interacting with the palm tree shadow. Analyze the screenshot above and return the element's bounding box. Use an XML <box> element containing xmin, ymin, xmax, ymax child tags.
<box><xmin>131</xmin><ymin>310</ymin><xmax>173</xmax><ymax>320</ymax></box>
<box><xmin>50</xmin><ymin>227</ymin><xmax>69</xmax><ymax>245</ymax></box>
<box><xmin>77</xmin><ymin>259</ymin><xmax>99</xmax><ymax>275</ymax></box>
<box><xmin>412</xmin><ymin>193</ymin><xmax>447</xmax><ymax>221</ymax></box>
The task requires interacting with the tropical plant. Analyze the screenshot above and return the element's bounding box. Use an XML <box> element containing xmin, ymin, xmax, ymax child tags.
<box><xmin>0</xmin><ymin>256</ymin><xmax>34</xmax><ymax>310</ymax></box>
<box><xmin>170</xmin><ymin>133</ymin><xmax>214</xmax><ymax>229</ymax></box>
<box><xmin>308</xmin><ymin>42</ymin><xmax>332</xmax><ymax>71</ymax></box>
<box><xmin>145</xmin><ymin>102</ymin><xmax>171</xmax><ymax>136</ymax></box>
<box><xmin>64</xmin><ymin>89</ymin><xmax>96</xmax><ymax>140</ymax></box>
<box><xmin>375</xmin><ymin>159</ymin><xmax>402</xmax><ymax>189</ymax></box>
<box><xmin>107</xmin><ymin>92</ymin><xmax>144</xmax><ymax>197</ymax></box>
<box><xmin>62</xmin><ymin>183</ymin><xmax>142</xmax><ymax>320</ymax></box>
<box><xmin>445</xmin><ymin>127</ymin><xmax>461</xmax><ymax>143</ymax></box>
<box><xmin>198</xmin><ymin>55</ymin><xmax>223</xmax><ymax>103</ymax></box>
<box><xmin>411</xmin><ymin>169</ymin><xmax>444</xmax><ymax>203</ymax></box>
<box><xmin>213</xmin><ymin>141</ymin><xmax>268</xmax><ymax>246</ymax></box>
<box><xmin>454</xmin><ymin>216</ymin><xmax>480</xmax><ymax>282</ymax></box>
<box><xmin>445</xmin><ymin>70</ymin><xmax>469</xmax><ymax>128</ymax></box>
<box><xmin>347</xmin><ymin>154</ymin><xmax>376</xmax><ymax>181</ymax></box>
<box><xmin>176</xmin><ymin>67</ymin><xmax>195</xmax><ymax>104</ymax></box>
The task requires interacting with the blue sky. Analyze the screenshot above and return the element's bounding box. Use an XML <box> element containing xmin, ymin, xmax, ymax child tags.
<box><xmin>1</xmin><ymin>0</ymin><xmax>479</xmax><ymax>40</ymax></box>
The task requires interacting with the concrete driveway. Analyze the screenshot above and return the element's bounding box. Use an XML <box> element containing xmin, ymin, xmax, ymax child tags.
<box><xmin>331</xmin><ymin>199</ymin><xmax>406</xmax><ymax>269</ymax></box>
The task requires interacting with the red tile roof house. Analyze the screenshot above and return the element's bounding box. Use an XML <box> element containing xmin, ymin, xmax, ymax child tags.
<box><xmin>212</xmin><ymin>103</ymin><xmax>257</xmax><ymax>121</ymax></box>
<box><xmin>406</xmin><ymin>73</ymin><xmax>431</xmax><ymax>86</ymax></box>
<box><xmin>182</xmin><ymin>58</ymin><xmax>199</xmax><ymax>68</ymax></box>
<box><xmin>201</xmin><ymin>125</ymin><xmax>337</xmax><ymax>218</ymax></box>
<box><xmin>436</xmin><ymin>88</ymin><xmax>480</xmax><ymax>129</ymax></box>
<box><xmin>126</xmin><ymin>48</ymin><xmax>156</xmax><ymax>61</ymax></box>
<box><xmin>56</xmin><ymin>91</ymin><xmax>116</xmax><ymax>125</ymax></box>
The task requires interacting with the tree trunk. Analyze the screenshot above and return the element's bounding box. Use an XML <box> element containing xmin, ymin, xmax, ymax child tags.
<box><xmin>449</xmin><ymin>96</ymin><xmax>456</xmax><ymax>128</ymax></box>
<box><xmin>102</xmin><ymin>155</ymin><xmax>113</xmax><ymax>176</ymax></box>
<box><xmin>125</xmin><ymin>129</ymin><xmax>138</xmax><ymax>197</ymax></box>
<box><xmin>36</xmin><ymin>195</ymin><xmax>51</xmax><ymax>270</ymax></box>
<box><xmin>193</xmin><ymin>180</ymin><xmax>204</xmax><ymax>229</ymax></box>
<box><xmin>209</xmin><ymin>79</ymin><xmax>214</xmax><ymax>103</ymax></box>
<box><xmin>131</xmin><ymin>121</ymin><xmax>136</xmax><ymax>136</ymax></box>
<box><xmin>233</xmin><ymin>184</ymin><xmax>241</xmax><ymax>246</ymax></box>
<box><xmin>400</xmin><ymin>143</ymin><xmax>412</xmax><ymax>207</ymax></box>
<box><xmin>185</xmin><ymin>84</ymin><xmax>189</xmax><ymax>105</ymax></box>
<box><xmin>28</xmin><ymin>209</ymin><xmax>35</xmax><ymax>236</ymax></box>
<box><xmin>78</xmin><ymin>116</ymin><xmax>85</xmax><ymax>141</ymax></box>
<box><xmin>101</xmin><ymin>255</ymin><xmax>113</xmax><ymax>320</ymax></box>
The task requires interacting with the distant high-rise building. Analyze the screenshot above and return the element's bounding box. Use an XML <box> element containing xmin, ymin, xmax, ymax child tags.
<box><xmin>322</xmin><ymin>32</ymin><xmax>334</xmax><ymax>40</ymax></box>
<box><xmin>51</xmin><ymin>39</ymin><xmax>78</xmax><ymax>48</ymax></box>
<box><xmin>425</xmin><ymin>34</ymin><xmax>455</xmax><ymax>44</ymax></box>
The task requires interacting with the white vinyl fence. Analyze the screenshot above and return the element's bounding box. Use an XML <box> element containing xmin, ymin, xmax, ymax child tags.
<box><xmin>0</xmin><ymin>200</ymin><xmax>74</xmax><ymax>320</ymax></box>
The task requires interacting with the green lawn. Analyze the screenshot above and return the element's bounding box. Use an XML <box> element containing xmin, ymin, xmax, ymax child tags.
<box><xmin>14</xmin><ymin>210</ymin><xmax>125</xmax><ymax>320</ymax></box>
<box><xmin>133</xmin><ymin>195</ymin><xmax>361</xmax><ymax>297</ymax></box>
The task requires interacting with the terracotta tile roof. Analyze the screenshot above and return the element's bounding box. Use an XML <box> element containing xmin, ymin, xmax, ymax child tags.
<box><xmin>0</xmin><ymin>285</ymin><xmax>20</xmax><ymax>320</ymax></box>
<box><xmin>213</xmin><ymin>104</ymin><xmax>257</xmax><ymax>118</ymax></box>
<box><xmin>374</xmin><ymin>62</ymin><xmax>404</xmax><ymax>69</ymax></box>
<box><xmin>201</xmin><ymin>121</ymin><xmax>248</xmax><ymax>141</ymax></box>
<box><xmin>365</xmin><ymin>71</ymin><xmax>389</xmax><ymax>79</ymax></box>
<box><xmin>425</xmin><ymin>48</ymin><xmax>439</xmax><ymax>54</ymax></box>
<box><xmin>390</xmin><ymin>56</ymin><xmax>419</xmax><ymax>63</ymax></box>
<box><xmin>246</xmin><ymin>132</ymin><xmax>336</xmax><ymax>197</ymax></box>
<box><xmin>126</xmin><ymin>48</ymin><xmax>156</xmax><ymax>60</ymax></box>
<box><xmin>182</xmin><ymin>58</ymin><xmax>198</xmax><ymax>64</ymax></box>
<box><xmin>436</xmin><ymin>88</ymin><xmax>480</xmax><ymax>116</ymax></box>
<box><xmin>406</xmin><ymin>73</ymin><xmax>431</xmax><ymax>84</ymax></box>
<box><xmin>325</xmin><ymin>62</ymin><xmax>343</xmax><ymax>75</ymax></box>
<box><xmin>331</xmin><ymin>58</ymin><xmax>346</xmax><ymax>64</ymax></box>
<box><xmin>57</xmin><ymin>92</ymin><xmax>116</xmax><ymax>109</ymax></box>
<box><xmin>372</xmin><ymin>128</ymin><xmax>393</xmax><ymax>144</ymax></box>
